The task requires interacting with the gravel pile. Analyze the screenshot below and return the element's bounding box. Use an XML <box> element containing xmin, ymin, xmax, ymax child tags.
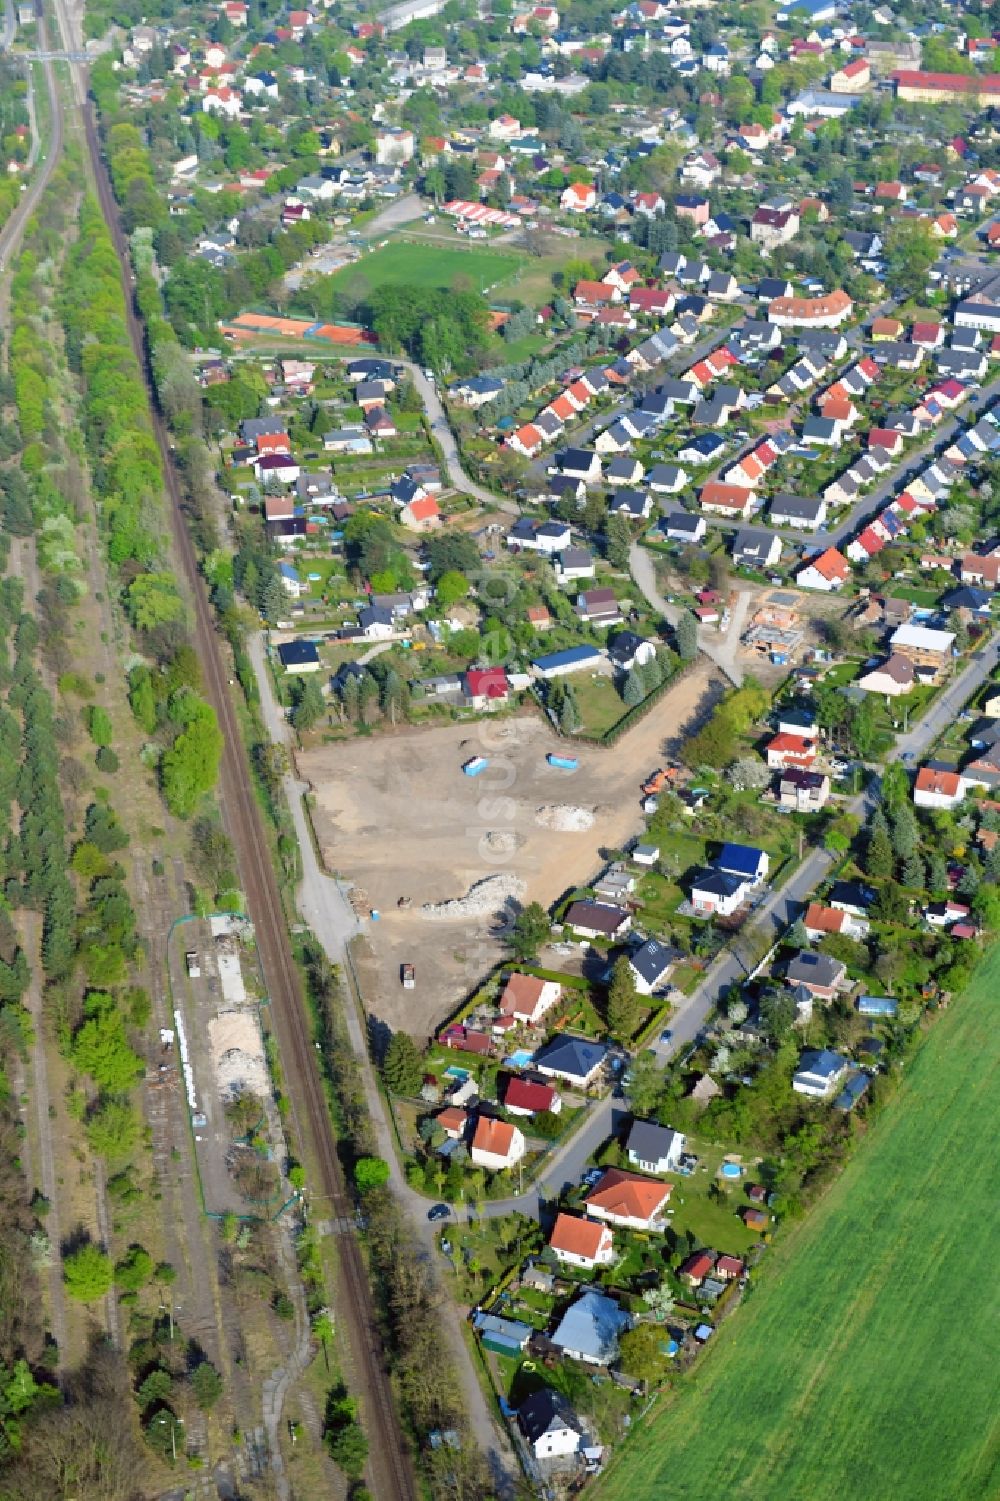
<box><xmin>208</xmin><ymin>1012</ymin><xmax>269</xmax><ymax>1100</ymax></box>
<box><xmin>535</xmin><ymin>804</ymin><xmax>595</xmax><ymax>832</ymax></box>
<box><xmin>421</xmin><ymin>873</ymin><xmax>526</xmax><ymax>921</ymax></box>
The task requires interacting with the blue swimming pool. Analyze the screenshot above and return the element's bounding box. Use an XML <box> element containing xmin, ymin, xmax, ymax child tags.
<box><xmin>443</xmin><ymin>1066</ymin><xmax>470</xmax><ymax>1082</ymax></box>
<box><xmin>506</xmin><ymin>1049</ymin><xmax>535</xmax><ymax>1069</ymax></box>
<box><xmin>720</xmin><ymin>1162</ymin><xmax>741</xmax><ymax>1179</ymax></box>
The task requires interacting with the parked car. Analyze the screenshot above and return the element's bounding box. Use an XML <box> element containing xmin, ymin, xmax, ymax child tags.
<box><xmin>427</xmin><ymin>1203</ymin><xmax>451</xmax><ymax>1222</ymax></box>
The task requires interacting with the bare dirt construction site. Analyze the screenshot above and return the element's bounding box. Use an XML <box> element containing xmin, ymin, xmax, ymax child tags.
<box><xmin>298</xmin><ymin>662</ymin><xmax>721</xmax><ymax>1034</ymax></box>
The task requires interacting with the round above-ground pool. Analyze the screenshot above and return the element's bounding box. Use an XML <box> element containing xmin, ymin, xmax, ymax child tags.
<box><xmin>720</xmin><ymin>1162</ymin><xmax>741</xmax><ymax>1179</ymax></box>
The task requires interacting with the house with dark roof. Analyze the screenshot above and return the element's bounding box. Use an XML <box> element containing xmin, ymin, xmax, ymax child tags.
<box><xmin>533</xmin><ymin>1035</ymin><xmax>609</xmax><ymax>1087</ymax></box>
<box><xmin>562</xmin><ymin>900</ymin><xmax>631</xmax><ymax>940</ymax></box>
<box><xmin>689</xmin><ymin>869</ymin><xmax>749</xmax><ymax>917</ymax></box>
<box><xmin>626</xmin><ymin>1120</ymin><xmax>685</xmax><ymax>1174</ymax></box>
<box><xmin>786</xmin><ymin>949</ymin><xmax>847</xmax><ymax>1000</ymax></box>
<box><xmin>717</xmin><ymin>843</ymin><xmax>769</xmax><ymax>884</ymax></box>
<box><xmin>628</xmin><ymin>938</ymin><xmax>680</xmax><ymax>994</ymax></box>
<box><xmin>518</xmin><ymin>1389</ymin><xmax>588</xmax><ymax>1460</ymax></box>
<box><xmin>276</xmin><ymin>639</ymin><xmax>321</xmax><ymax>674</ymax></box>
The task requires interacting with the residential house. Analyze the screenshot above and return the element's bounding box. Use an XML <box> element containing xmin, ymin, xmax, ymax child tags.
<box><xmin>678</xmin><ymin>1250</ymin><xmax>715</xmax><ymax>1287</ymax></box>
<box><xmin>627</xmin><ymin>1121</ymin><xmax>685</xmax><ymax>1174</ymax></box>
<box><xmin>913</xmin><ymin>766</ymin><xmax>967</xmax><ymax>809</ymax></box>
<box><xmin>718</xmin><ymin>843</ymin><xmax>769</xmax><ymax>885</ymax></box>
<box><xmin>503</xmin><ymin>1077</ymin><xmax>561</xmax><ymax>1116</ymax></box>
<box><xmin>769</xmin><ymin>494</ymin><xmax>827</xmax><ymax>530</ymax></box>
<box><xmin>796</xmin><ymin>547</ymin><xmax>851</xmax><ymax>591</ymax></box>
<box><xmin>699</xmin><ymin>483</ymin><xmax>756</xmax><ymax>520</ymax></box>
<box><xmin>548</xmin><ymin>1213</ymin><xmax>615</xmax><ymax>1270</ymax></box>
<box><xmin>533</xmin><ymin>1035</ymin><xmax>609</xmax><ymax>1088</ymax></box>
<box><xmin>463</xmin><ymin>666</ymin><xmax>510</xmax><ymax>711</ymax></box>
<box><xmin>889</xmin><ymin>623</ymin><xmax>955</xmax><ymax>680</ymax></box>
<box><xmin>518</xmin><ymin>1390</ymin><xmax>588</xmax><ymax>1461</ymax></box>
<box><xmin>470</xmin><ymin>1116</ymin><xmax>526</xmax><ymax>1171</ymax></box>
<box><xmin>779</xmin><ymin>769</ymin><xmax>830</xmax><ymax>812</ymax></box>
<box><xmin>276</xmin><ymin>640</ymin><xmax>321</xmax><ymax>674</ymax></box>
<box><xmin>803</xmin><ymin>901</ymin><xmax>869</xmax><ymax>941</ymax></box>
<box><xmin>661</xmin><ymin>511</ymin><xmax>707</xmax><ymax>544</ymax></box>
<box><xmin>550</xmin><ymin>1289</ymin><xmax>631</xmax><ymax>1366</ymax></box>
<box><xmin>577</xmin><ymin>588</ymin><xmax>624</xmax><ymax>626</ymax></box>
<box><xmin>792</xmin><ymin>1048</ymin><xmax>851</xmax><ymax>1097</ymax></box>
<box><xmin>733</xmin><ymin>527</ymin><xmax>782</xmax><ymax>570</ymax></box>
<box><xmin>787</xmin><ymin>950</ymin><xmax>847</xmax><ymax>1001</ymax></box>
<box><xmin>499</xmin><ymin>972</ymin><xmax>561</xmax><ymax>1025</ymax></box>
<box><xmin>583</xmin><ymin>1168</ymin><xmax>672</xmax><ymax>1230</ymax></box>
<box><xmin>766</xmin><ymin>732</ymin><xmax>817</xmax><ymax>770</ymax></box>
<box><xmin>689</xmin><ymin>869</ymin><xmax>750</xmax><ymax>918</ymax></box>
<box><xmin>751</xmin><ymin>207</ymin><xmax>800</xmax><ymax>251</ymax></box>
<box><xmin>858</xmin><ymin>653</ymin><xmax>916</xmax><ymax>697</ymax></box>
<box><xmin>562</xmin><ymin>900</ymin><xmax>631</xmax><ymax>940</ymax></box>
<box><xmin>628</xmin><ymin>938</ymin><xmax>679</xmax><ymax>995</ymax></box>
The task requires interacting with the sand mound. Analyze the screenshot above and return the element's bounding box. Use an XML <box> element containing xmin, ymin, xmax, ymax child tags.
<box><xmin>421</xmin><ymin>873</ymin><xmax>526</xmax><ymax>920</ymax></box>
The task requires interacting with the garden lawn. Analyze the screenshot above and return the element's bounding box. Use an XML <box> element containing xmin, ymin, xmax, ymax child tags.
<box><xmin>332</xmin><ymin>237</ymin><xmax>525</xmax><ymax>295</ymax></box>
<box><xmin>593</xmin><ymin>945</ymin><xmax>1000</xmax><ymax>1501</ymax></box>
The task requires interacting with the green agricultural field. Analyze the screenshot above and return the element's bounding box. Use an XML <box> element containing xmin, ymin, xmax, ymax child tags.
<box><xmin>594</xmin><ymin>948</ymin><xmax>1000</xmax><ymax>1501</ymax></box>
<box><xmin>332</xmin><ymin>237</ymin><xmax>525</xmax><ymax>296</ymax></box>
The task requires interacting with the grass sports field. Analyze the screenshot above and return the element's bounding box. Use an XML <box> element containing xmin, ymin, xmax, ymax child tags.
<box><xmin>594</xmin><ymin>949</ymin><xmax>1000</xmax><ymax>1501</ymax></box>
<box><xmin>333</xmin><ymin>237</ymin><xmax>525</xmax><ymax>296</ymax></box>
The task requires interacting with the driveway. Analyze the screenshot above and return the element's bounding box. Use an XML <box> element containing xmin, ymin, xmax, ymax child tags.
<box><xmin>629</xmin><ymin>540</ymin><xmax>746</xmax><ymax>686</ymax></box>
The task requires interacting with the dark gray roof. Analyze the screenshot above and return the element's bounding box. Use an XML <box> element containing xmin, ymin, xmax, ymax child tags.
<box><xmin>629</xmin><ymin>938</ymin><xmax>680</xmax><ymax>986</ymax></box>
<box><xmin>787</xmin><ymin>950</ymin><xmax>845</xmax><ymax>988</ymax></box>
<box><xmin>627</xmin><ymin>1118</ymin><xmax>682</xmax><ymax>1161</ymax></box>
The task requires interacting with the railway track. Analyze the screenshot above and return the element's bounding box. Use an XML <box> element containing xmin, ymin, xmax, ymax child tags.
<box><xmin>63</xmin><ymin>63</ymin><xmax>417</xmax><ymax>1501</ymax></box>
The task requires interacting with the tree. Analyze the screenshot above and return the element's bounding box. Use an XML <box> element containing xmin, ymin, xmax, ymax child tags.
<box><xmin>510</xmin><ymin>901</ymin><xmax>550</xmax><ymax>960</ymax></box>
<box><xmin>890</xmin><ymin>803</ymin><xmax>919</xmax><ymax>861</ymax></box>
<box><xmin>383</xmin><ymin>1032</ymin><xmax>423</xmax><ymax>1097</ymax></box>
<box><xmin>63</xmin><ymin>1243</ymin><xmax>113</xmax><ymax>1302</ymax></box>
<box><xmin>558</xmin><ymin>686</ymin><xmax>579</xmax><ymax>734</ymax></box>
<box><xmin>72</xmin><ymin>1010</ymin><xmax>144</xmax><ymax>1093</ymax></box>
<box><xmin>618</xmin><ymin>1323</ymin><xmax>670</xmax><ymax>1386</ymax></box>
<box><xmin>675</xmin><ymin>610</ymin><xmax>698</xmax><ymax>661</ymax></box>
<box><xmin>191</xmin><ymin>1361</ymin><xmax>224</xmax><ymax>1410</ymax></box>
<box><xmin>161</xmin><ymin>698</ymin><xmax>223</xmax><ymax>817</ymax></box>
<box><xmin>435</xmin><ymin>569</ymin><xmax>470</xmax><ymax>607</ymax></box>
<box><xmin>865</xmin><ymin>820</ymin><xmax>895</xmax><ymax>881</ymax></box>
<box><xmin>726</xmin><ymin>756</ymin><xmax>769</xmax><ymax>792</ymax></box>
<box><xmin>86</xmin><ymin>705</ymin><xmax>113</xmax><ymax>747</ymax></box>
<box><xmin>621</xmin><ymin>670</ymin><xmax>645</xmax><ymax>708</ymax></box>
<box><xmin>354</xmin><ymin>1156</ymin><xmax>390</xmax><ymax>1194</ymax></box>
<box><xmin>292</xmin><ymin>676</ymin><xmax>326</xmax><ymax>732</ymax></box>
<box><xmin>758</xmin><ymin>988</ymin><xmax>796</xmax><ymax>1044</ymax></box>
<box><xmin>114</xmin><ymin>1245</ymin><xmax>153</xmax><ymax>1292</ymax></box>
<box><xmin>605</xmin><ymin>513</ymin><xmax>631</xmax><ymax>569</ymax></box>
<box><xmin>607</xmin><ymin>958</ymin><xmax>641</xmax><ymax>1042</ymax></box>
<box><xmin>885</xmin><ymin>219</ymin><xmax>937</xmax><ymax>300</ymax></box>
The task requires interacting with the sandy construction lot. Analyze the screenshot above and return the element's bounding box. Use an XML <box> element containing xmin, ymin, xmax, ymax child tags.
<box><xmin>299</xmin><ymin>663</ymin><xmax>721</xmax><ymax>1034</ymax></box>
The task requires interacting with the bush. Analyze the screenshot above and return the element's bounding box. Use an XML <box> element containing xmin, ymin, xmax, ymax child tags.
<box><xmin>354</xmin><ymin>1156</ymin><xmax>390</xmax><ymax>1194</ymax></box>
<box><xmin>96</xmin><ymin>746</ymin><xmax>119</xmax><ymax>773</ymax></box>
<box><xmin>63</xmin><ymin>1243</ymin><xmax>114</xmax><ymax>1302</ymax></box>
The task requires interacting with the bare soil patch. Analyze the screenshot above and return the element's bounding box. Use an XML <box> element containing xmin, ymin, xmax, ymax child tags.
<box><xmin>299</xmin><ymin>664</ymin><xmax>720</xmax><ymax>1033</ymax></box>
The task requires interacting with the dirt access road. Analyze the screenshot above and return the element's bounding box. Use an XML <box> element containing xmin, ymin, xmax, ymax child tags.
<box><xmin>299</xmin><ymin>661</ymin><xmax>721</xmax><ymax>1034</ymax></box>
